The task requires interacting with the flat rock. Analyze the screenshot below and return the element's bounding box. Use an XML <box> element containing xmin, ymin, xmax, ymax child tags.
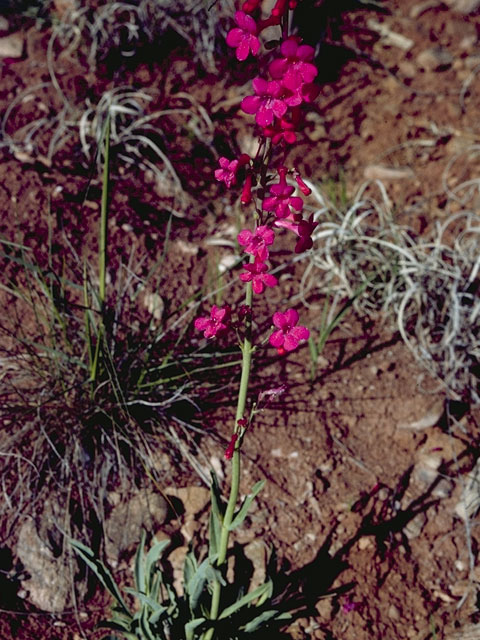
<box><xmin>105</xmin><ymin>491</ymin><xmax>168</xmax><ymax>562</ymax></box>
<box><xmin>16</xmin><ymin>519</ymin><xmax>70</xmax><ymax>612</ymax></box>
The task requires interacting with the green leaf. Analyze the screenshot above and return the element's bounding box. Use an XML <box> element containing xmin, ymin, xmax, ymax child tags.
<box><xmin>218</xmin><ymin>581</ymin><xmax>271</xmax><ymax>620</ymax></box>
<box><xmin>229</xmin><ymin>480</ymin><xmax>265</xmax><ymax>531</ymax></box>
<box><xmin>185</xmin><ymin>558</ymin><xmax>224</xmax><ymax>612</ymax></box>
<box><xmin>139</xmin><ymin>605</ymin><xmax>157</xmax><ymax>640</ymax></box>
<box><xmin>125</xmin><ymin>588</ymin><xmax>167</xmax><ymax>614</ymax></box>
<box><xmin>242</xmin><ymin>609</ymin><xmax>291</xmax><ymax>633</ymax></box>
<box><xmin>208</xmin><ymin>507</ymin><xmax>220</xmax><ymax>562</ymax></box>
<box><xmin>144</xmin><ymin>538</ymin><xmax>170</xmax><ymax>588</ymax></box>
<box><xmin>184</xmin><ymin>547</ymin><xmax>198</xmax><ymax>589</ymax></box>
<box><xmin>70</xmin><ymin>538</ymin><xmax>131</xmax><ymax>618</ymax></box>
<box><xmin>209</xmin><ymin>470</ymin><xmax>224</xmax><ymax>524</ymax></box>
<box><xmin>185</xmin><ymin>617</ymin><xmax>206</xmax><ymax>640</ymax></box>
<box><xmin>134</xmin><ymin>530</ymin><xmax>147</xmax><ymax>594</ymax></box>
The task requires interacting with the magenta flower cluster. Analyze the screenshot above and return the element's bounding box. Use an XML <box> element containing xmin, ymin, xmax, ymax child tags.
<box><xmin>196</xmin><ymin>0</ymin><xmax>313</xmax><ymax>356</ymax></box>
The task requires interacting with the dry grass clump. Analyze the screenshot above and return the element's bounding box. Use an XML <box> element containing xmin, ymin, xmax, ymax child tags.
<box><xmin>301</xmin><ymin>178</ymin><xmax>480</xmax><ymax>403</ymax></box>
<box><xmin>0</xmin><ymin>243</ymin><xmax>214</xmax><ymax>555</ymax></box>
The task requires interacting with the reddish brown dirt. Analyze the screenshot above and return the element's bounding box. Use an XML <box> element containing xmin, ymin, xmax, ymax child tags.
<box><xmin>1</xmin><ymin>1</ymin><xmax>480</xmax><ymax>639</ymax></box>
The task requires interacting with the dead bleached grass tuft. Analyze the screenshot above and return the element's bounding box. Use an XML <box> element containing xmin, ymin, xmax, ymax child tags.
<box><xmin>301</xmin><ymin>176</ymin><xmax>480</xmax><ymax>404</ymax></box>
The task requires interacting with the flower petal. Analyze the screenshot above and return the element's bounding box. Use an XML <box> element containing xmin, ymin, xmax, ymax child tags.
<box><xmin>269</xmin><ymin>329</ymin><xmax>284</xmax><ymax>347</ymax></box>
<box><xmin>284</xmin><ymin>308</ymin><xmax>299</xmax><ymax>326</ymax></box>
<box><xmin>241</xmin><ymin>95</ymin><xmax>261</xmax><ymax>115</ymax></box>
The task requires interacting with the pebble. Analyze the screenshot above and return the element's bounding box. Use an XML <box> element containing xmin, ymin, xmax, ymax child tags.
<box><xmin>444</xmin><ymin>0</ymin><xmax>480</xmax><ymax>13</ymax></box>
<box><xmin>358</xmin><ymin>536</ymin><xmax>372</xmax><ymax>550</ymax></box>
<box><xmin>404</xmin><ymin>512</ymin><xmax>427</xmax><ymax>539</ymax></box>
<box><xmin>410</xmin><ymin>1</ymin><xmax>443</xmax><ymax>18</ymax></box>
<box><xmin>0</xmin><ymin>33</ymin><xmax>24</xmax><ymax>59</ymax></box>
<box><xmin>417</xmin><ymin>47</ymin><xmax>454</xmax><ymax>72</ymax></box>
<box><xmin>388</xmin><ymin>604</ymin><xmax>401</xmax><ymax>621</ymax></box>
<box><xmin>364</xmin><ymin>165</ymin><xmax>415</xmax><ymax>181</ymax></box>
<box><xmin>397</xmin><ymin>398</ymin><xmax>444</xmax><ymax>430</ymax></box>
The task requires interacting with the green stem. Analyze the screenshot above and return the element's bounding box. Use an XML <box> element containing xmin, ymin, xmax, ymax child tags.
<box><xmin>99</xmin><ymin>114</ymin><xmax>110</xmax><ymax>310</ymax></box>
<box><xmin>204</xmin><ymin>282</ymin><xmax>253</xmax><ymax>640</ymax></box>
<box><xmin>90</xmin><ymin>114</ymin><xmax>110</xmax><ymax>386</ymax></box>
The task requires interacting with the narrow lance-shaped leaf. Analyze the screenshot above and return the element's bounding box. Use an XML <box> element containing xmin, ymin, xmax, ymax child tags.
<box><xmin>70</xmin><ymin>538</ymin><xmax>131</xmax><ymax>618</ymax></box>
<box><xmin>218</xmin><ymin>581</ymin><xmax>271</xmax><ymax>620</ymax></box>
<box><xmin>229</xmin><ymin>480</ymin><xmax>265</xmax><ymax>531</ymax></box>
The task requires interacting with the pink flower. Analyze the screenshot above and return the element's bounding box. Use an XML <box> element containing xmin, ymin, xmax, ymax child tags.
<box><xmin>263</xmin><ymin>112</ymin><xmax>299</xmax><ymax>145</ymax></box>
<box><xmin>241</xmin><ymin>78</ymin><xmax>289</xmax><ymax>127</ymax></box>
<box><xmin>242</xmin><ymin>0</ymin><xmax>261</xmax><ymax>12</ymax></box>
<box><xmin>238</xmin><ymin>225</ymin><xmax>275</xmax><ymax>261</ymax></box>
<box><xmin>294</xmin><ymin>172</ymin><xmax>312</xmax><ymax>195</ymax></box>
<box><xmin>269</xmin><ymin>308</ymin><xmax>309</xmax><ymax>354</ymax></box>
<box><xmin>194</xmin><ymin>305</ymin><xmax>231</xmax><ymax>338</ymax></box>
<box><xmin>294</xmin><ymin>214</ymin><xmax>317</xmax><ymax>253</ymax></box>
<box><xmin>274</xmin><ymin>213</ymin><xmax>317</xmax><ymax>252</ymax></box>
<box><xmin>224</xmin><ymin>433</ymin><xmax>238</xmax><ymax>460</ymax></box>
<box><xmin>226</xmin><ymin>11</ymin><xmax>260</xmax><ymax>61</ymax></box>
<box><xmin>239</xmin><ymin>260</ymin><xmax>278</xmax><ymax>294</ymax></box>
<box><xmin>215</xmin><ymin>157</ymin><xmax>239</xmax><ymax>188</ymax></box>
<box><xmin>269</xmin><ymin>37</ymin><xmax>318</xmax><ymax>92</ymax></box>
<box><xmin>240</xmin><ymin>172</ymin><xmax>253</xmax><ymax>205</ymax></box>
<box><xmin>262</xmin><ymin>167</ymin><xmax>303</xmax><ymax>219</ymax></box>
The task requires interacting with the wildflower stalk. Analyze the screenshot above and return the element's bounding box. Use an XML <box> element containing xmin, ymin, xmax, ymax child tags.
<box><xmin>205</xmin><ymin>282</ymin><xmax>253</xmax><ymax>639</ymax></box>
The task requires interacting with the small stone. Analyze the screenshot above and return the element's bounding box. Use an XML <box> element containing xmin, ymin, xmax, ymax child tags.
<box><xmin>417</xmin><ymin>47</ymin><xmax>454</xmax><ymax>72</ymax></box>
<box><xmin>398</xmin><ymin>398</ymin><xmax>444</xmax><ymax>430</ymax></box>
<box><xmin>364</xmin><ymin>165</ymin><xmax>415</xmax><ymax>181</ymax></box>
<box><xmin>410</xmin><ymin>2</ymin><xmax>443</xmax><ymax>18</ymax></box>
<box><xmin>143</xmin><ymin>292</ymin><xmax>164</xmax><ymax>321</ymax></box>
<box><xmin>0</xmin><ymin>33</ymin><xmax>24</xmax><ymax>58</ymax></box>
<box><xmin>53</xmin><ymin>0</ymin><xmax>76</xmax><ymax>17</ymax></box>
<box><xmin>414</xmin><ymin>454</ymin><xmax>442</xmax><ymax>489</ymax></box>
<box><xmin>404</xmin><ymin>512</ymin><xmax>427</xmax><ymax>539</ymax></box>
<box><xmin>433</xmin><ymin>478</ymin><xmax>453</xmax><ymax>499</ymax></box>
<box><xmin>444</xmin><ymin>0</ymin><xmax>480</xmax><ymax>13</ymax></box>
<box><xmin>398</xmin><ymin>61</ymin><xmax>417</xmax><ymax>79</ymax></box>
<box><xmin>358</xmin><ymin>536</ymin><xmax>372</xmax><ymax>550</ymax></box>
<box><xmin>388</xmin><ymin>604</ymin><xmax>401</xmax><ymax>621</ymax></box>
